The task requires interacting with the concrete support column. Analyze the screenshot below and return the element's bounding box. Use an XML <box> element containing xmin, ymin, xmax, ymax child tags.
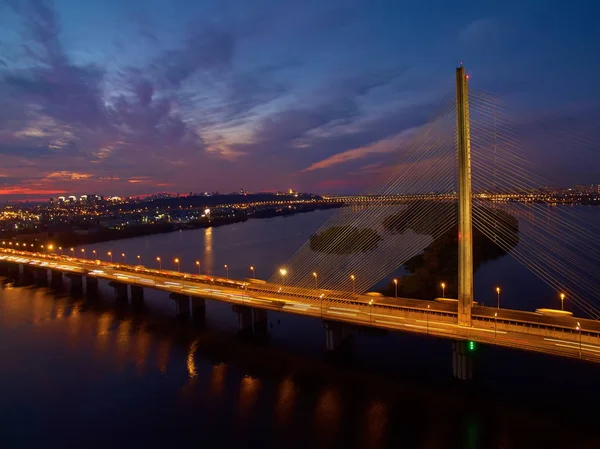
<box><xmin>50</xmin><ymin>269</ymin><xmax>63</xmax><ymax>288</ymax></box>
<box><xmin>85</xmin><ymin>276</ymin><xmax>99</xmax><ymax>295</ymax></box>
<box><xmin>131</xmin><ymin>285</ymin><xmax>145</xmax><ymax>310</ymax></box>
<box><xmin>67</xmin><ymin>273</ymin><xmax>83</xmax><ymax>295</ymax></box>
<box><xmin>170</xmin><ymin>293</ymin><xmax>190</xmax><ymax>321</ymax></box>
<box><xmin>34</xmin><ymin>268</ymin><xmax>48</xmax><ymax>285</ymax></box>
<box><xmin>191</xmin><ymin>297</ymin><xmax>206</xmax><ymax>325</ymax></box>
<box><xmin>324</xmin><ymin>320</ymin><xmax>353</xmax><ymax>352</ymax></box>
<box><xmin>452</xmin><ymin>341</ymin><xmax>474</xmax><ymax>381</ymax></box>
<box><xmin>7</xmin><ymin>263</ymin><xmax>20</xmax><ymax>279</ymax></box>
<box><xmin>109</xmin><ymin>281</ymin><xmax>128</xmax><ymax>304</ymax></box>
<box><xmin>22</xmin><ymin>264</ymin><xmax>35</xmax><ymax>284</ymax></box>
<box><xmin>233</xmin><ymin>305</ymin><xmax>268</xmax><ymax>334</ymax></box>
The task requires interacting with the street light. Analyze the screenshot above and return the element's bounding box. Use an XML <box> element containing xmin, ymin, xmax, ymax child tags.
<box><xmin>313</xmin><ymin>272</ymin><xmax>318</xmax><ymax>289</ymax></box>
<box><xmin>58</xmin><ymin>246</ymin><xmax>62</xmax><ymax>255</ymax></box>
<box><xmin>350</xmin><ymin>274</ymin><xmax>356</xmax><ymax>294</ymax></box>
<box><xmin>496</xmin><ymin>287</ymin><xmax>501</xmax><ymax>309</ymax></box>
<box><xmin>137</xmin><ymin>255</ymin><xmax>141</xmax><ymax>264</ymax></box>
<box><xmin>441</xmin><ymin>282</ymin><xmax>445</xmax><ymax>298</ymax></box>
<box><xmin>224</xmin><ymin>264</ymin><xmax>229</xmax><ymax>280</ymax></box>
<box><xmin>195</xmin><ymin>260</ymin><xmax>201</xmax><ymax>275</ymax></box>
<box><xmin>576</xmin><ymin>322</ymin><xmax>582</xmax><ymax>358</ymax></box>
<box><xmin>174</xmin><ymin>258</ymin><xmax>180</xmax><ymax>272</ymax></box>
<box><xmin>121</xmin><ymin>253</ymin><xmax>126</xmax><ymax>264</ymax></box>
<box><xmin>427</xmin><ymin>304</ymin><xmax>430</xmax><ymax>334</ymax></box>
<box><xmin>280</xmin><ymin>268</ymin><xmax>287</xmax><ymax>287</ymax></box>
<box><xmin>107</xmin><ymin>251</ymin><xmax>113</xmax><ymax>262</ymax></box>
<box><xmin>156</xmin><ymin>257</ymin><xmax>161</xmax><ymax>269</ymax></box>
<box><xmin>560</xmin><ymin>293</ymin><xmax>566</xmax><ymax>311</ymax></box>
<box><xmin>250</xmin><ymin>266</ymin><xmax>255</xmax><ymax>278</ymax></box>
<box><xmin>92</xmin><ymin>250</ymin><xmax>97</xmax><ymax>258</ymax></box>
<box><xmin>81</xmin><ymin>248</ymin><xmax>86</xmax><ymax>259</ymax></box>
<box><xmin>494</xmin><ymin>312</ymin><xmax>498</xmax><ymax>339</ymax></box>
<box><xmin>369</xmin><ymin>299</ymin><xmax>374</xmax><ymax>325</ymax></box>
<box><xmin>70</xmin><ymin>247</ymin><xmax>74</xmax><ymax>256</ymax></box>
<box><xmin>393</xmin><ymin>278</ymin><xmax>398</xmax><ymax>298</ymax></box>
<box><xmin>320</xmin><ymin>293</ymin><xmax>324</xmax><ymax>318</ymax></box>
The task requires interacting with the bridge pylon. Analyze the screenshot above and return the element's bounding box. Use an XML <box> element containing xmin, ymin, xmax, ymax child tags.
<box><xmin>456</xmin><ymin>66</ymin><xmax>473</xmax><ymax>326</ymax></box>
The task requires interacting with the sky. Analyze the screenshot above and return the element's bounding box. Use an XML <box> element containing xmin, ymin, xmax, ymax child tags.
<box><xmin>0</xmin><ymin>0</ymin><xmax>599</xmax><ymax>201</ymax></box>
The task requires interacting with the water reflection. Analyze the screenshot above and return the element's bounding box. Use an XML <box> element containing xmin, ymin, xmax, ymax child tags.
<box><xmin>116</xmin><ymin>319</ymin><xmax>132</xmax><ymax>370</ymax></box>
<box><xmin>364</xmin><ymin>400</ymin><xmax>388</xmax><ymax>449</ymax></box>
<box><xmin>134</xmin><ymin>327</ymin><xmax>151</xmax><ymax>376</ymax></box>
<box><xmin>204</xmin><ymin>227</ymin><xmax>213</xmax><ymax>274</ymax></box>
<box><xmin>156</xmin><ymin>339</ymin><xmax>171</xmax><ymax>374</ymax></box>
<box><xmin>67</xmin><ymin>301</ymin><xmax>83</xmax><ymax>343</ymax></box>
<box><xmin>238</xmin><ymin>375</ymin><xmax>261</xmax><ymax>423</ymax></box>
<box><xmin>209</xmin><ymin>362</ymin><xmax>227</xmax><ymax>398</ymax></box>
<box><xmin>313</xmin><ymin>387</ymin><xmax>341</xmax><ymax>445</ymax></box>
<box><xmin>275</xmin><ymin>376</ymin><xmax>296</xmax><ymax>429</ymax></box>
<box><xmin>186</xmin><ymin>338</ymin><xmax>199</xmax><ymax>378</ymax></box>
<box><xmin>95</xmin><ymin>312</ymin><xmax>112</xmax><ymax>353</ymax></box>
<box><xmin>32</xmin><ymin>290</ymin><xmax>45</xmax><ymax>325</ymax></box>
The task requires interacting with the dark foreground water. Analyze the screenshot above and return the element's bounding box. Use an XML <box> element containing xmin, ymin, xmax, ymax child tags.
<box><xmin>2</xmin><ymin>209</ymin><xmax>600</xmax><ymax>448</ymax></box>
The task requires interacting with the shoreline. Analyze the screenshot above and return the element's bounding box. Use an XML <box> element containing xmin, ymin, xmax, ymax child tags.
<box><xmin>3</xmin><ymin>202</ymin><xmax>344</xmax><ymax>249</ymax></box>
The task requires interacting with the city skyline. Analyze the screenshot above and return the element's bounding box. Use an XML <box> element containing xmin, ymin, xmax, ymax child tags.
<box><xmin>1</xmin><ymin>0</ymin><xmax>599</xmax><ymax>201</ymax></box>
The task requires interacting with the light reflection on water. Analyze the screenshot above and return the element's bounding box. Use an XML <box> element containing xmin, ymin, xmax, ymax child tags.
<box><xmin>0</xmin><ymin>209</ymin><xmax>600</xmax><ymax>448</ymax></box>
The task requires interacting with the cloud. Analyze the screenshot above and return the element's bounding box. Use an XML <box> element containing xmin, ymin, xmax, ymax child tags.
<box><xmin>156</xmin><ymin>23</ymin><xmax>236</xmax><ymax>88</ymax></box>
<box><xmin>302</xmin><ymin>130</ymin><xmax>413</xmax><ymax>172</ymax></box>
<box><xmin>45</xmin><ymin>171</ymin><xmax>93</xmax><ymax>180</ymax></box>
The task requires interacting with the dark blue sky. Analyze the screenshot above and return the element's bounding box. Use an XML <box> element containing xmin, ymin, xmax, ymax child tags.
<box><xmin>0</xmin><ymin>0</ymin><xmax>599</xmax><ymax>199</ymax></box>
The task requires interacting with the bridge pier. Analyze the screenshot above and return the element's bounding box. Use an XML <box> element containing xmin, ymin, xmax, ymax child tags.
<box><xmin>67</xmin><ymin>273</ymin><xmax>83</xmax><ymax>295</ymax></box>
<box><xmin>21</xmin><ymin>264</ymin><xmax>35</xmax><ymax>285</ymax></box>
<box><xmin>170</xmin><ymin>293</ymin><xmax>190</xmax><ymax>321</ymax></box>
<box><xmin>85</xmin><ymin>276</ymin><xmax>99</xmax><ymax>295</ymax></box>
<box><xmin>0</xmin><ymin>261</ymin><xmax>10</xmax><ymax>275</ymax></box>
<box><xmin>50</xmin><ymin>269</ymin><xmax>63</xmax><ymax>288</ymax></box>
<box><xmin>131</xmin><ymin>285</ymin><xmax>145</xmax><ymax>310</ymax></box>
<box><xmin>191</xmin><ymin>297</ymin><xmax>206</xmax><ymax>326</ymax></box>
<box><xmin>34</xmin><ymin>267</ymin><xmax>48</xmax><ymax>285</ymax></box>
<box><xmin>452</xmin><ymin>341</ymin><xmax>474</xmax><ymax>381</ymax></box>
<box><xmin>324</xmin><ymin>321</ymin><xmax>353</xmax><ymax>352</ymax></box>
<box><xmin>7</xmin><ymin>263</ymin><xmax>20</xmax><ymax>280</ymax></box>
<box><xmin>110</xmin><ymin>281</ymin><xmax>128</xmax><ymax>304</ymax></box>
<box><xmin>233</xmin><ymin>305</ymin><xmax>268</xmax><ymax>334</ymax></box>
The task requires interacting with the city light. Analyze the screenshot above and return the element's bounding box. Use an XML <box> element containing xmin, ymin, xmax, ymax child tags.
<box><xmin>441</xmin><ymin>282</ymin><xmax>445</xmax><ymax>298</ymax></box>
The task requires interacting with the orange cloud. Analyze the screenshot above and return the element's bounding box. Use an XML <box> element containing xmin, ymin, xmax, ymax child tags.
<box><xmin>302</xmin><ymin>130</ymin><xmax>416</xmax><ymax>172</ymax></box>
<box><xmin>45</xmin><ymin>171</ymin><xmax>94</xmax><ymax>180</ymax></box>
<box><xmin>0</xmin><ymin>187</ymin><xmax>67</xmax><ymax>196</ymax></box>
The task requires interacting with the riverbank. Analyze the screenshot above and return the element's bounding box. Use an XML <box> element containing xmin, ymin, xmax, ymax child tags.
<box><xmin>5</xmin><ymin>201</ymin><xmax>344</xmax><ymax>250</ymax></box>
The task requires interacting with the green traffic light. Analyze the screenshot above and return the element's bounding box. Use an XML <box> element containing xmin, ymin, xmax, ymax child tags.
<box><xmin>468</xmin><ymin>340</ymin><xmax>476</xmax><ymax>351</ymax></box>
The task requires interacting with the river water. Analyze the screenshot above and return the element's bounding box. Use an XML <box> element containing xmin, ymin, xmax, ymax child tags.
<box><xmin>1</xmin><ymin>208</ymin><xmax>600</xmax><ymax>448</ymax></box>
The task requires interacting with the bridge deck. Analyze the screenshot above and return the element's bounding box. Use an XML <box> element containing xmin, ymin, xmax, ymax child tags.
<box><xmin>1</xmin><ymin>249</ymin><xmax>599</xmax><ymax>362</ymax></box>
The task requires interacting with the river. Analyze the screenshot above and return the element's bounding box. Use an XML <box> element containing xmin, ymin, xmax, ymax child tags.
<box><xmin>1</xmin><ymin>207</ymin><xmax>600</xmax><ymax>448</ymax></box>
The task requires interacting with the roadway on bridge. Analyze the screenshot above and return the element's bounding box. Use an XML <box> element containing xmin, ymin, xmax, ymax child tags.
<box><xmin>1</xmin><ymin>249</ymin><xmax>599</xmax><ymax>362</ymax></box>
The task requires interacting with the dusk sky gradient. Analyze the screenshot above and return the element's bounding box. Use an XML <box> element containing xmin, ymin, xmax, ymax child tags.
<box><xmin>1</xmin><ymin>0</ymin><xmax>599</xmax><ymax>201</ymax></box>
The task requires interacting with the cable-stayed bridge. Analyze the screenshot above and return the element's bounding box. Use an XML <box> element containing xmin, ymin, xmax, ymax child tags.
<box><xmin>1</xmin><ymin>67</ymin><xmax>599</xmax><ymax>380</ymax></box>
